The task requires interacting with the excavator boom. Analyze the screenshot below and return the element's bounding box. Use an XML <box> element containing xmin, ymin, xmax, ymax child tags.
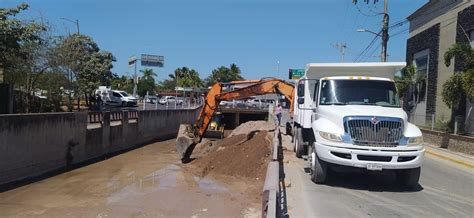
<box><xmin>176</xmin><ymin>79</ymin><xmax>294</xmax><ymax>162</ymax></box>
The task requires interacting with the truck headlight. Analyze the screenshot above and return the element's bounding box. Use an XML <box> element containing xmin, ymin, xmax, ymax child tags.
<box><xmin>319</xmin><ymin>131</ymin><xmax>342</xmax><ymax>142</ymax></box>
<box><xmin>408</xmin><ymin>136</ymin><xmax>423</xmax><ymax>145</ymax></box>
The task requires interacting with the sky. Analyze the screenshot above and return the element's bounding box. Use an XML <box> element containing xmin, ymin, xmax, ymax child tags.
<box><xmin>1</xmin><ymin>0</ymin><xmax>428</xmax><ymax>82</ymax></box>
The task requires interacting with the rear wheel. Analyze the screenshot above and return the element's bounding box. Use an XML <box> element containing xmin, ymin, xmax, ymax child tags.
<box><xmin>295</xmin><ymin>128</ymin><xmax>304</xmax><ymax>158</ymax></box>
<box><xmin>398</xmin><ymin>167</ymin><xmax>420</xmax><ymax>190</ymax></box>
<box><xmin>310</xmin><ymin>146</ymin><xmax>327</xmax><ymax>184</ymax></box>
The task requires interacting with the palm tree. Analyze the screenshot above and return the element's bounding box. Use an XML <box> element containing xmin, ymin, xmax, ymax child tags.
<box><xmin>174</xmin><ymin>67</ymin><xmax>203</xmax><ymax>87</ymax></box>
<box><xmin>141</xmin><ymin>68</ymin><xmax>157</xmax><ymax>81</ymax></box>
<box><xmin>442</xmin><ymin>43</ymin><xmax>474</xmax><ymax>133</ymax></box>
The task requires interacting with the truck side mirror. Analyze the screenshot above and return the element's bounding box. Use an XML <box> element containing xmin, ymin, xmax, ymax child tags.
<box><xmin>297</xmin><ymin>81</ymin><xmax>305</xmax><ymax>97</ymax></box>
<box><xmin>298</xmin><ymin>97</ymin><xmax>304</xmax><ymax>104</ymax></box>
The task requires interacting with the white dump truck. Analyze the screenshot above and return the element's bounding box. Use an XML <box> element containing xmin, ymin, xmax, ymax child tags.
<box><xmin>292</xmin><ymin>62</ymin><xmax>424</xmax><ymax>189</ymax></box>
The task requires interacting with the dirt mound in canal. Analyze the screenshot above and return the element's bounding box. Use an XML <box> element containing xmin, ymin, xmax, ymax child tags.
<box><xmin>189</xmin><ymin>121</ymin><xmax>274</xmax><ymax>180</ymax></box>
<box><xmin>229</xmin><ymin>120</ymin><xmax>275</xmax><ymax>137</ymax></box>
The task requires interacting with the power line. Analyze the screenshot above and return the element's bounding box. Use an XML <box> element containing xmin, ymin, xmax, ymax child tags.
<box><xmin>354</xmin><ymin>34</ymin><xmax>380</xmax><ymax>62</ymax></box>
<box><xmin>355</xmin><ymin>4</ymin><xmax>383</xmax><ymax>17</ymax></box>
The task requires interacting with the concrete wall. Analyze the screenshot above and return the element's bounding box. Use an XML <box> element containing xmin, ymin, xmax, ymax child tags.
<box><xmin>422</xmin><ymin>129</ymin><xmax>474</xmax><ymax>155</ymax></box>
<box><xmin>0</xmin><ymin>107</ymin><xmax>201</xmax><ymax>187</ymax></box>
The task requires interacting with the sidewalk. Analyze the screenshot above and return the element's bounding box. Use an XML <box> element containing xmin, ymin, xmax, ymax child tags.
<box><xmin>424</xmin><ymin>143</ymin><xmax>474</xmax><ymax>169</ymax></box>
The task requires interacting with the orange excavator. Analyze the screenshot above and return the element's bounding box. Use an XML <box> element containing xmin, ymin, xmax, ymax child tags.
<box><xmin>176</xmin><ymin>78</ymin><xmax>295</xmax><ymax>162</ymax></box>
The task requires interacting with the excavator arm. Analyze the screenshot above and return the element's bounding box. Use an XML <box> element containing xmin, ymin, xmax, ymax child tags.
<box><xmin>177</xmin><ymin>79</ymin><xmax>294</xmax><ymax>161</ymax></box>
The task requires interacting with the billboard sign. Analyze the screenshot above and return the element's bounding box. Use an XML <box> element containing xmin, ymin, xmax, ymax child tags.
<box><xmin>289</xmin><ymin>69</ymin><xmax>305</xmax><ymax>80</ymax></box>
<box><xmin>141</xmin><ymin>54</ymin><xmax>164</xmax><ymax>67</ymax></box>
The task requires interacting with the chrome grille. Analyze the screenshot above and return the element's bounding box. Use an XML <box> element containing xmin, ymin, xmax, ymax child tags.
<box><xmin>345</xmin><ymin>117</ymin><xmax>403</xmax><ymax>147</ymax></box>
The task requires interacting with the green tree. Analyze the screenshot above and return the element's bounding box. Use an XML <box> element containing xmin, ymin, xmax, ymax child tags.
<box><xmin>174</xmin><ymin>67</ymin><xmax>203</xmax><ymax>87</ymax></box>
<box><xmin>0</xmin><ymin>3</ymin><xmax>47</xmax><ymax>83</ymax></box>
<box><xmin>52</xmin><ymin>33</ymin><xmax>116</xmax><ymax>108</ymax></box>
<box><xmin>442</xmin><ymin>43</ymin><xmax>474</xmax><ymax>108</ymax></box>
<box><xmin>205</xmin><ymin>63</ymin><xmax>244</xmax><ymax>86</ymax></box>
<box><xmin>441</xmin><ymin>43</ymin><xmax>473</xmax><ymax>133</ymax></box>
<box><xmin>395</xmin><ymin>65</ymin><xmax>426</xmax><ymax>112</ymax></box>
<box><xmin>157</xmin><ymin>67</ymin><xmax>203</xmax><ymax>91</ymax></box>
<box><xmin>111</xmin><ymin>75</ymin><xmax>133</xmax><ymax>93</ymax></box>
<box><xmin>137</xmin><ymin>68</ymin><xmax>156</xmax><ymax>97</ymax></box>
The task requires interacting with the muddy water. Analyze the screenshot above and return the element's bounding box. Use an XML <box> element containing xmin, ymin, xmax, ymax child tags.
<box><xmin>0</xmin><ymin>139</ymin><xmax>260</xmax><ymax>217</ymax></box>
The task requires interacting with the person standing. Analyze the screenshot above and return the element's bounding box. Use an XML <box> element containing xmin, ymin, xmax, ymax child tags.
<box><xmin>275</xmin><ymin>103</ymin><xmax>282</xmax><ymax>126</ymax></box>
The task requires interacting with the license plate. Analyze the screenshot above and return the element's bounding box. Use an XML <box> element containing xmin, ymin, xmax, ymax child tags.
<box><xmin>366</xmin><ymin>163</ymin><xmax>383</xmax><ymax>171</ymax></box>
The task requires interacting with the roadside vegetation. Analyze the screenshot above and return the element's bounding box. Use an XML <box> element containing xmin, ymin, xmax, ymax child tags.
<box><xmin>0</xmin><ymin>3</ymin><xmax>245</xmax><ymax>113</ymax></box>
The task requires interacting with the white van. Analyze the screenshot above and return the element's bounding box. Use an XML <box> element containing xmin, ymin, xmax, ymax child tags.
<box><xmin>96</xmin><ymin>87</ymin><xmax>137</xmax><ymax>107</ymax></box>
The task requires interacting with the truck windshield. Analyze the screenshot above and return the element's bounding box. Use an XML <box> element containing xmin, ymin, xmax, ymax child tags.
<box><xmin>319</xmin><ymin>79</ymin><xmax>400</xmax><ymax>107</ymax></box>
<box><xmin>120</xmin><ymin>92</ymin><xmax>129</xmax><ymax>97</ymax></box>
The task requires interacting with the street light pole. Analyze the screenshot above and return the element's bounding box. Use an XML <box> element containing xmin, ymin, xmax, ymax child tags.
<box><xmin>61</xmin><ymin>18</ymin><xmax>80</xmax><ymax>34</ymax></box>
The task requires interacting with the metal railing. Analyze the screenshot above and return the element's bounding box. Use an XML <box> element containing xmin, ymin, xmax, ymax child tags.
<box><xmin>409</xmin><ymin>113</ymin><xmax>474</xmax><ymax>136</ymax></box>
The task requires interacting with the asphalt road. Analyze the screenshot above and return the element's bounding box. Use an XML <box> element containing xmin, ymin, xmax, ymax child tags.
<box><xmin>283</xmin><ymin>148</ymin><xmax>474</xmax><ymax>217</ymax></box>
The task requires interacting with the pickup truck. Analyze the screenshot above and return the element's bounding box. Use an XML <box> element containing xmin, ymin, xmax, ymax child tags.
<box><xmin>292</xmin><ymin>62</ymin><xmax>424</xmax><ymax>189</ymax></box>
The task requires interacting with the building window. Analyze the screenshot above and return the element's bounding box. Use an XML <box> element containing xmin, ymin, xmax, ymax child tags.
<box><xmin>413</xmin><ymin>49</ymin><xmax>429</xmax><ymax>103</ymax></box>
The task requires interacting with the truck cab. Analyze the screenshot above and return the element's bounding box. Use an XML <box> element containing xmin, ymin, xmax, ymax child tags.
<box><xmin>292</xmin><ymin>62</ymin><xmax>424</xmax><ymax>189</ymax></box>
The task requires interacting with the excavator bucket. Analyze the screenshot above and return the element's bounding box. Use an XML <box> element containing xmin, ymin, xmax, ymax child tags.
<box><xmin>176</xmin><ymin>124</ymin><xmax>199</xmax><ymax>162</ymax></box>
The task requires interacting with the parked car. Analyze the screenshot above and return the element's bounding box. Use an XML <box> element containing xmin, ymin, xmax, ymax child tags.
<box><xmin>96</xmin><ymin>87</ymin><xmax>137</xmax><ymax>107</ymax></box>
<box><xmin>146</xmin><ymin>96</ymin><xmax>157</xmax><ymax>104</ymax></box>
<box><xmin>159</xmin><ymin>96</ymin><xmax>183</xmax><ymax>105</ymax></box>
<box><xmin>219</xmin><ymin>100</ymin><xmax>233</xmax><ymax>107</ymax></box>
<box><xmin>246</xmin><ymin>98</ymin><xmax>274</xmax><ymax>108</ymax></box>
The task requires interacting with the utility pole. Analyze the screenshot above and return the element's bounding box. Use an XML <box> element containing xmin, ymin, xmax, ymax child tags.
<box><xmin>61</xmin><ymin>18</ymin><xmax>80</xmax><ymax>34</ymax></box>
<box><xmin>354</xmin><ymin>0</ymin><xmax>390</xmax><ymax>62</ymax></box>
<box><xmin>332</xmin><ymin>43</ymin><xmax>347</xmax><ymax>62</ymax></box>
<box><xmin>381</xmin><ymin>0</ymin><xmax>389</xmax><ymax>62</ymax></box>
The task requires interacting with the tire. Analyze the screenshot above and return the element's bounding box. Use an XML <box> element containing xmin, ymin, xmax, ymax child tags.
<box><xmin>285</xmin><ymin>122</ymin><xmax>292</xmax><ymax>136</ymax></box>
<box><xmin>310</xmin><ymin>146</ymin><xmax>328</xmax><ymax>184</ymax></box>
<box><xmin>121</xmin><ymin>101</ymin><xmax>126</xmax><ymax>107</ymax></box>
<box><xmin>398</xmin><ymin>167</ymin><xmax>420</xmax><ymax>190</ymax></box>
<box><xmin>295</xmin><ymin>128</ymin><xmax>305</xmax><ymax>158</ymax></box>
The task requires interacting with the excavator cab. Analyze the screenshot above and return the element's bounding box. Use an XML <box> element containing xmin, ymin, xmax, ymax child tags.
<box><xmin>203</xmin><ymin>111</ymin><xmax>225</xmax><ymax>139</ymax></box>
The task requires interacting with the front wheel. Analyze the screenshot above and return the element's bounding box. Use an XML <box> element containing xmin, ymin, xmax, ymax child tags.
<box><xmin>310</xmin><ymin>147</ymin><xmax>328</xmax><ymax>184</ymax></box>
<box><xmin>398</xmin><ymin>167</ymin><xmax>420</xmax><ymax>190</ymax></box>
<box><xmin>295</xmin><ymin>128</ymin><xmax>305</xmax><ymax>158</ymax></box>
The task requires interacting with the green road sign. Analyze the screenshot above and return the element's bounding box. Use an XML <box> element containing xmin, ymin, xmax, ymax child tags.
<box><xmin>289</xmin><ymin>69</ymin><xmax>305</xmax><ymax>80</ymax></box>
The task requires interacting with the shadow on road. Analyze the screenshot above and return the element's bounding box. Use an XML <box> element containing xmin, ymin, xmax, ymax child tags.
<box><xmin>319</xmin><ymin>167</ymin><xmax>424</xmax><ymax>193</ymax></box>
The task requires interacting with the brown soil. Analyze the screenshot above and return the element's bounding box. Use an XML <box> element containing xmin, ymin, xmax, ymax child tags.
<box><xmin>190</xmin><ymin>129</ymin><xmax>273</xmax><ymax>180</ymax></box>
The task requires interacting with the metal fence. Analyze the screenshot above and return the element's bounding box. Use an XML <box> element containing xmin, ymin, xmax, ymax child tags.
<box><xmin>408</xmin><ymin>113</ymin><xmax>474</xmax><ymax>136</ymax></box>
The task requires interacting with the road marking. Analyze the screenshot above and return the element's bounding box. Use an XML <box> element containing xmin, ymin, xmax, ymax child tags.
<box><xmin>425</xmin><ymin>149</ymin><xmax>474</xmax><ymax>169</ymax></box>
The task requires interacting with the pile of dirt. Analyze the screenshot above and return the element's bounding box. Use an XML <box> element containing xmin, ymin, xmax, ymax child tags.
<box><xmin>229</xmin><ymin>120</ymin><xmax>275</xmax><ymax>137</ymax></box>
<box><xmin>189</xmin><ymin>121</ymin><xmax>275</xmax><ymax>180</ymax></box>
<box><xmin>191</xmin><ymin>130</ymin><xmax>272</xmax><ymax>179</ymax></box>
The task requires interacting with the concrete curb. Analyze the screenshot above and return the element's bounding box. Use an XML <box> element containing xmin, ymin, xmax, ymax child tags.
<box><xmin>424</xmin><ymin>145</ymin><xmax>474</xmax><ymax>169</ymax></box>
<box><xmin>262</xmin><ymin>125</ymin><xmax>281</xmax><ymax>218</ymax></box>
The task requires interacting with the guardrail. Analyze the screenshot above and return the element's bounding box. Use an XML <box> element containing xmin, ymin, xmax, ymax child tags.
<box><xmin>262</xmin><ymin>126</ymin><xmax>281</xmax><ymax>217</ymax></box>
<box><xmin>88</xmin><ymin>112</ymin><xmax>103</xmax><ymax>124</ymax></box>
